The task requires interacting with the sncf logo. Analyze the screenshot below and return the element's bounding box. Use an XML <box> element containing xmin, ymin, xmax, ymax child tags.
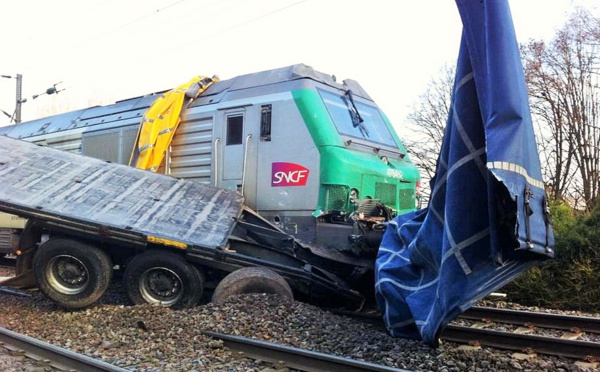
<box><xmin>271</xmin><ymin>162</ymin><xmax>310</xmax><ymax>187</ymax></box>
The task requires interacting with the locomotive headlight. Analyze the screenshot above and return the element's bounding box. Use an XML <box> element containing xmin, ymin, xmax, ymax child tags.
<box><xmin>380</xmin><ymin>155</ymin><xmax>389</xmax><ymax>165</ymax></box>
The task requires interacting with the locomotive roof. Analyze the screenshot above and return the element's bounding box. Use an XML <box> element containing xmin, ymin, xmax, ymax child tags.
<box><xmin>0</xmin><ymin>64</ymin><xmax>370</xmax><ymax>140</ymax></box>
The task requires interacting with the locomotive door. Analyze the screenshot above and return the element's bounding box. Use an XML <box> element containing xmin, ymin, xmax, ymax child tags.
<box><xmin>218</xmin><ymin>109</ymin><xmax>244</xmax><ymax>191</ymax></box>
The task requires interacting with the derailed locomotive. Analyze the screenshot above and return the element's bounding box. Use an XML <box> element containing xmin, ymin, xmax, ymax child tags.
<box><xmin>0</xmin><ymin>64</ymin><xmax>420</xmax><ymax>309</ymax></box>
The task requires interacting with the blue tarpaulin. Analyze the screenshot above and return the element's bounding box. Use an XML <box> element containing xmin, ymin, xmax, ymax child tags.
<box><xmin>374</xmin><ymin>0</ymin><xmax>555</xmax><ymax>345</ymax></box>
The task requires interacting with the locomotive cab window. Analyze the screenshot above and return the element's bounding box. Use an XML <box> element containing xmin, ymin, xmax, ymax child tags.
<box><xmin>318</xmin><ymin>88</ymin><xmax>398</xmax><ymax>150</ymax></box>
<box><xmin>226</xmin><ymin>114</ymin><xmax>243</xmax><ymax>145</ymax></box>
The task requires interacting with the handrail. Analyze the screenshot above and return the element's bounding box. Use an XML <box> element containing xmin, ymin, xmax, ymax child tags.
<box><xmin>165</xmin><ymin>145</ymin><xmax>172</xmax><ymax>175</ymax></box>
<box><xmin>241</xmin><ymin>134</ymin><xmax>252</xmax><ymax>196</ymax></box>
<box><xmin>213</xmin><ymin>138</ymin><xmax>221</xmax><ymax>187</ymax></box>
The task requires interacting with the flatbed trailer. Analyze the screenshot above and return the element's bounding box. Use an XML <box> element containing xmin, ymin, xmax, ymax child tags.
<box><xmin>0</xmin><ymin>135</ymin><xmax>366</xmax><ymax>309</ymax></box>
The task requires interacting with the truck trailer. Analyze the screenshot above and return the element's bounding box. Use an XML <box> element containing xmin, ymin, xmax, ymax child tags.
<box><xmin>0</xmin><ymin>64</ymin><xmax>419</xmax><ymax>309</ymax></box>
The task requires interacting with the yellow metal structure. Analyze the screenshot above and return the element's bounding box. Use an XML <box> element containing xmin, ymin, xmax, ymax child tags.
<box><xmin>130</xmin><ymin>75</ymin><xmax>218</xmax><ymax>171</ymax></box>
<box><xmin>146</xmin><ymin>235</ymin><xmax>187</xmax><ymax>249</ymax></box>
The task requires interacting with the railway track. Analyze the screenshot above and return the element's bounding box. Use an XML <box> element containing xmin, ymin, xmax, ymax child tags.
<box><xmin>202</xmin><ymin>331</ymin><xmax>412</xmax><ymax>372</ymax></box>
<box><xmin>1</xmin><ymin>265</ymin><xmax>598</xmax><ymax>368</ymax></box>
<box><xmin>461</xmin><ymin>306</ymin><xmax>600</xmax><ymax>334</ymax></box>
<box><xmin>0</xmin><ymin>314</ymin><xmax>413</xmax><ymax>372</ymax></box>
<box><xmin>442</xmin><ymin>324</ymin><xmax>599</xmax><ymax>360</ymax></box>
<box><xmin>446</xmin><ymin>306</ymin><xmax>600</xmax><ymax>360</ymax></box>
<box><xmin>0</xmin><ymin>325</ymin><xmax>128</xmax><ymax>371</ymax></box>
<box><xmin>330</xmin><ymin>306</ymin><xmax>600</xmax><ymax>361</ymax></box>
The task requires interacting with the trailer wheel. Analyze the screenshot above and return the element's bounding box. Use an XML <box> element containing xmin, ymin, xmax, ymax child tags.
<box><xmin>124</xmin><ymin>251</ymin><xmax>204</xmax><ymax>309</ymax></box>
<box><xmin>33</xmin><ymin>238</ymin><xmax>112</xmax><ymax>309</ymax></box>
<box><xmin>212</xmin><ymin>266</ymin><xmax>293</xmax><ymax>304</ymax></box>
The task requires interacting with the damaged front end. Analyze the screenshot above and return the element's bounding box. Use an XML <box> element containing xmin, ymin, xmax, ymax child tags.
<box><xmin>315</xmin><ymin>197</ymin><xmax>392</xmax><ymax>258</ymax></box>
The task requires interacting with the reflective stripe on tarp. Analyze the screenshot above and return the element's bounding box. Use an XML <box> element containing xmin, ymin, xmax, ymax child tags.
<box><xmin>374</xmin><ymin>0</ymin><xmax>555</xmax><ymax>345</ymax></box>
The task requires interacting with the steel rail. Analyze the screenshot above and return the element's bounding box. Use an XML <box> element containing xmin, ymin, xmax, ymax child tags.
<box><xmin>202</xmin><ymin>330</ymin><xmax>411</xmax><ymax>372</ymax></box>
<box><xmin>329</xmin><ymin>307</ymin><xmax>600</xmax><ymax>360</ymax></box>
<box><xmin>0</xmin><ymin>326</ymin><xmax>129</xmax><ymax>372</ymax></box>
<box><xmin>442</xmin><ymin>324</ymin><xmax>600</xmax><ymax>360</ymax></box>
<box><xmin>462</xmin><ymin>306</ymin><xmax>600</xmax><ymax>333</ymax></box>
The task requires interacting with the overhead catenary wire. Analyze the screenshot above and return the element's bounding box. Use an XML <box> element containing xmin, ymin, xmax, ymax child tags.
<box><xmin>0</xmin><ymin>0</ymin><xmax>311</xmax><ymax>126</ymax></box>
<box><xmin>192</xmin><ymin>0</ymin><xmax>310</xmax><ymax>42</ymax></box>
<box><xmin>5</xmin><ymin>0</ymin><xmax>309</xmax><ymax>78</ymax></box>
<box><xmin>66</xmin><ymin>0</ymin><xmax>188</xmax><ymax>54</ymax></box>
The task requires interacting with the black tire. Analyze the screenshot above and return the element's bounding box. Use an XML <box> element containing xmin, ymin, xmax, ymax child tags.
<box><xmin>212</xmin><ymin>266</ymin><xmax>293</xmax><ymax>304</ymax></box>
<box><xmin>124</xmin><ymin>251</ymin><xmax>204</xmax><ymax>309</ymax></box>
<box><xmin>33</xmin><ymin>238</ymin><xmax>112</xmax><ymax>309</ymax></box>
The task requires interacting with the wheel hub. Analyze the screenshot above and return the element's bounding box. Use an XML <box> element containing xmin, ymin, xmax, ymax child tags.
<box><xmin>58</xmin><ymin>261</ymin><xmax>87</xmax><ymax>284</ymax></box>
<box><xmin>47</xmin><ymin>255</ymin><xmax>89</xmax><ymax>295</ymax></box>
<box><xmin>139</xmin><ymin>267</ymin><xmax>183</xmax><ymax>306</ymax></box>
<box><xmin>148</xmin><ymin>271</ymin><xmax>180</xmax><ymax>296</ymax></box>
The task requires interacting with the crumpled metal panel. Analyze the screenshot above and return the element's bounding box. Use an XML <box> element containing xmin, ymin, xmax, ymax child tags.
<box><xmin>0</xmin><ymin>136</ymin><xmax>243</xmax><ymax>249</ymax></box>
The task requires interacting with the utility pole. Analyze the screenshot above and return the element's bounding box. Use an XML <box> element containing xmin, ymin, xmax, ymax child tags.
<box><xmin>1</xmin><ymin>73</ymin><xmax>23</xmax><ymax>124</ymax></box>
<box><xmin>1</xmin><ymin>74</ymin><xmax>63</xmax><ymax>124</ymax></box>
<box><xmin>15</xmin><ymin>74</ymin><xmax>22</xmax><ymax>124</ymax></box>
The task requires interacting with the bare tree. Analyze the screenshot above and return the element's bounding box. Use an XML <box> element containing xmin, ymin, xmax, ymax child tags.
<box><xmin>405</xmin><ymin>7</ymin><xmax>600</xmax><ymax>209</ymax></box>
<box><xmin>404</xmin><ymin>63</ymin><xmax>455</xmax><ymax>202</ymax></box>
<box><xmin>522</xmin><ymin>7</ymin><xmax>600</xmax><ymax>210</ymax></box>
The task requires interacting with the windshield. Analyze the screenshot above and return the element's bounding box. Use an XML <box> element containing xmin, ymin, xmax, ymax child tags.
<box><xmin>319</xmin><ymin>89</ymin><xmax>398</xmax><ymax>149</ymax></box>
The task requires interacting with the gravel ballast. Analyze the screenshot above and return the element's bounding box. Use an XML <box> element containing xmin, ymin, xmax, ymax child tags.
<box><xmin>0</xmin><ymin>266</ymin><xmax>598</xmax><ymax>372</ymax></box>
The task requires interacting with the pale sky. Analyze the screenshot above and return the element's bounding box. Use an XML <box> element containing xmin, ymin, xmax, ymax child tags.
<box><xmin>1</xmin><ymin>0</ymin><xmax>598</xmax><ymax>137</ymax></box>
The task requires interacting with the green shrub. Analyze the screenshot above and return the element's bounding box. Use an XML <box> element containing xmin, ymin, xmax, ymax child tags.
<box><xmin>503</xmin><ymin>202</ymin><xmax>600</xmax><ymax>311</ymax></box>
